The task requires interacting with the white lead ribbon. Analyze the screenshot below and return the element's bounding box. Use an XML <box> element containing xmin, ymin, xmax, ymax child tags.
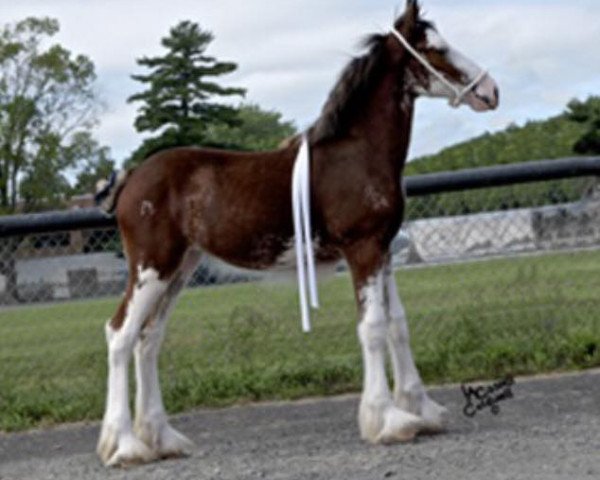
<box><xmin>390</xmin><ymin>27</ymin><xmax>487</xmax><ymax>108</ymax></box>
<box><xmin>292</xmin><ymin>135</ymin><xmax>319</xmax><ymax>332</ymax></box>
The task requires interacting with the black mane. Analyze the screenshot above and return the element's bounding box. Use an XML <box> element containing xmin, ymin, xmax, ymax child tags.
<box><xmin>310</xmin><ymin>34</ymin><xmax>389</xmax><ymax>143</ymax></box>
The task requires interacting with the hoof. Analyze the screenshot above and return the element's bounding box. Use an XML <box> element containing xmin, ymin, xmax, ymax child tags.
<box><xmin>394</xmin><ymin>390</ymin><xmax>449</xmax><ymax>435</ymax></box>
<box><xmin>106</xmin><ymin>436</ymin><xmax>156</xmax><ymax>467</ymax></box>
<box><xmin>97</xmin><ymin>424</ymin><xmax>157</xmax><ymax>467</ymax></box>
<box><xmin>359</xmin><ymin>401</ymin><xmax>423</xmax><ymax>444</ymax></box>
<box><xmin>419</xmin><ymin>396</ymin><xmax>449</xmax><ymax>434</ymax></box>
<box><xmin>135</xmin><ymin>418</ymin><xmax>194</xmax><ymax>459</ymax></box>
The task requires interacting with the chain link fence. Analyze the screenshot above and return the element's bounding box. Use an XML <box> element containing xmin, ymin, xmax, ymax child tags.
<box><xmin>1</xmin><ymin>164</ymin><xmax>599</xmax><ymax>431</ymax></box>
<box><xmin>1</xmin><ymin>178</ymin><xmax>598</xmax><ymax>305</ymax></box>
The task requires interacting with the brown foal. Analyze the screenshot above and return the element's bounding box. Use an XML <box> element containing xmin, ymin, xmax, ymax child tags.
<box><xmin>96</xmin><ymin>0</ymin><xmax>498</xmax><ymax>466</ymax></box>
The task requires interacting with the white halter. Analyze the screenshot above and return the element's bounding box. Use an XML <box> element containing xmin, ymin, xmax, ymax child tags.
<box><xmin>390</xmin><ymin>27</ymin><xmax>487</xmax><ymax>108</ymax></box>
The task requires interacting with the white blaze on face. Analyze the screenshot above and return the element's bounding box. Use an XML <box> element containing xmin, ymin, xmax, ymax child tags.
<box><xmin>416</xmin><ymin>26</ymin><xmax>499</xmax><ymax>111</ymax></box>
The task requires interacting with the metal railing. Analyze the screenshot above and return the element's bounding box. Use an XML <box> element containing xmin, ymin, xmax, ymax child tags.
<box><xmin>1</xmin><ymin>156</ymin><xmax>599</xmax><ymax>238</ymax></box>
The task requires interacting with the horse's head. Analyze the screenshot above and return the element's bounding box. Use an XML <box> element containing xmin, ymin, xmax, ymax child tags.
<box><xmin>392</xmin><ymin>0</ymin><xmax>499</xmax><ymax>112</ymax></box>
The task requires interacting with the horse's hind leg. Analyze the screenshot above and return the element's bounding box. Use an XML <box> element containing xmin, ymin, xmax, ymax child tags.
<box><xmin>97</xmin><ymin>265</ymin><xmax>169</xmax><ymax>466</ymax></box>
<box><xmin>384</xmin><ymin>260</ymin><xmax>448</xmax><ymax>433</ymax></box>
<box><xmin>133</xmin><ymin>249</ymin><xmax>201</xmax><ymax>459</ymax></box>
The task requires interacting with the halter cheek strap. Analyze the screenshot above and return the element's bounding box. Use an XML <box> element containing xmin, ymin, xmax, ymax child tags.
<box><xmin>390</xmin><ymin>28</ymin><xmax>487</xmax><ymax>108</ymax></box>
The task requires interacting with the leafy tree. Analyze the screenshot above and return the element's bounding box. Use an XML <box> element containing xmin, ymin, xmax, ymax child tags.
<box><xmin>71</xmin><ymin>133</ymin><xmax>115</xmax><ymax>195</ymax></box>
<box><xmin>0</xmin><ymin>17</ymin><xmax>107</xmax><ymax>212</ymax></box>
<box><xmin>404</xmin><ymin>109</ymin><xmax>589</xmax><ymax>219</ymax></box>
<box><xmin>406</xmin><ymin>114</ymin><xmax>585</xmax><ymax>176</ymax></box>
<box><xmin>566</xmin><ymin>96</ymin><xmax>600</xmax><ymax>154</ymax></box>
<box><xmin>204</xmin><ymin>103</ymin><xmax>296</xmax><ymax>151</ymax></box>
<box><xmin>127</xmin><ymin>21</ymin><xmax>245</xmax><ymax>165</ymax></box>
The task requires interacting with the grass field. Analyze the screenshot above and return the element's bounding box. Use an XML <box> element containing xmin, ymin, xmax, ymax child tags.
<box><xmin>0</xmin><ymin>250</ymin><xmax>599</xmax><ymax>432</ymax></box>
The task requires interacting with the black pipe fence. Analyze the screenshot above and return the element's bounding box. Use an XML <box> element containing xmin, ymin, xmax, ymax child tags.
<box><xmin>0</xmin><ymin>156</ymin><xmax>599</xmax><ymax>238</ymax></box>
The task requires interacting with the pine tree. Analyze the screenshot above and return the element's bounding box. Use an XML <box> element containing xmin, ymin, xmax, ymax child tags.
<box><xmin>127</xmin><ymin>21</ymin><xmax>245</xmax><ymax>164</ymax></box>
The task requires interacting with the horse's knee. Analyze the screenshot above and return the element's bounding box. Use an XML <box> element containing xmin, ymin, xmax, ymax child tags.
<box><xmin>134</xmin><ymin>324</ymin><xmax>164</xmax><ymax>360</ymax></box>
<box><xmin>105</xmin><ymin>322</ymin><xmax>139</xmax><ymax>368</ymax></box>
<box><xmin>358</xmin><ymin>317</ymin><xmax>387</xmax><ymax>350</ymax></box>
<box><xmin>388</xmin><ymin>319</ymin><xmax>409</xmax><ymax>345</ymax></box>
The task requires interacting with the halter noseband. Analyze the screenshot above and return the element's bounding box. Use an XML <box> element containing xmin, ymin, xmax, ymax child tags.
<box><xmin>390</xmin><ymin>27</ymin><xmax>487</xmax><ymax>108</ymax></box>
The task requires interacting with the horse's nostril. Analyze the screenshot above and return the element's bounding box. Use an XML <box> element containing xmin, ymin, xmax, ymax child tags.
<box><xmin>475</xmin><ymin>92</ymin><xmax>495</xmax><ymax>108</ymax></box>
<box><xmin>493</xmin><ymin>86</ymin><xmax>499</xmax><ymax>102</ymax></box>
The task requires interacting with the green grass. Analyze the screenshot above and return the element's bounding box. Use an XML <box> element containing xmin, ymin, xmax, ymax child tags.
<box><xmin>0</xmin><ymin>250</ymin><xmax>599</xmax><ymax>432</ymax></box>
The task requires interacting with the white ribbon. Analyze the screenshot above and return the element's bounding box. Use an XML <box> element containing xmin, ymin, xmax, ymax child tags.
<box><xmin>292</xmin><ymin>135</ymin><xmax>319</xmax><ymax>332</ymax></box>
<box><xmin>390</xmin><ymin>28</ymin><xmax>487</xmax><ymax>108</ymax></box>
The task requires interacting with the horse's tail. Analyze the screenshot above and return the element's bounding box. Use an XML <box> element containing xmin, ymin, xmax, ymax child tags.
<box><xmin>278</xmin><ymin>134</ymin><xmax>302</xmax><ymax>150</ymax></box>
<box><xmin>94</xmin><ymin>169</ymin><xmax>131</xmax><ymax>214</ymax></box>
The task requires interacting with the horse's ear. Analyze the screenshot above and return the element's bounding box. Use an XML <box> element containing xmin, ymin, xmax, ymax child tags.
<box><xmin>406</xmin><ymin>0</ymin><xmax>420</xmax><ymax>12</ymax></box>
<box><xmin>399</xmin><ymin>0</ymin><xmax>420</xmax><ymax>35</ymax></box>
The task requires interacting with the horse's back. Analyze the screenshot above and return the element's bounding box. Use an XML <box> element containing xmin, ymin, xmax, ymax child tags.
<box><xmin>115</xmin><ymin>146</ymin><xmax>299</xmax><ymax>272</ymax></box>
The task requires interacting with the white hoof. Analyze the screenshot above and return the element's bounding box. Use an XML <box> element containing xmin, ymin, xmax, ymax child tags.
<box><xmin>419</xmin><ymin>396</ymin><xmax>449</xmax><ymax>433</ymax></box>
<box><xmin>394</xmin><ymin>390</ymin><xmax>449</xmax><ymax>434</ymax></box>
<box><xmin>106</xmin><ymin>435</ymin><xmax>157</xmax><ymax>467</ymax></box>
<box><xmin>135</xmin><ymin>418</ymin><xmax>194</xmax><ymax>459</ymax></box>
<box><xmin>97</xmin><ymin>424</ymin><xmax>157</xmax><ymax>467</ymax></box>
<box><xmin>359</xmin><ymin>401</ymin><xmax>423</xmax><ymax>444</ymax></box>
<box><xmin>96</xmin><ymin>425</ymin><xmax>156</xmax><ymax>467</ymax></box>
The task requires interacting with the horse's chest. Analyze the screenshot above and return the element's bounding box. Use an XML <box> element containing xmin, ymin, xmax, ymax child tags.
<box><xmin>363</xmin><ymin>184</ymin><xmax>394</xmax><ymax>212</ymax></box>
<box><xmin>323</xmin><ymin>182</ymin><xmax>403</xmax><ymax>240</ymax></box>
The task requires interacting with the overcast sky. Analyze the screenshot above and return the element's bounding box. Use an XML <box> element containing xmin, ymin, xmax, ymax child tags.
<box><xmin>4</xmin><ymin>0</ymin><xmax>600</xmax><ymax>164</ymax></box>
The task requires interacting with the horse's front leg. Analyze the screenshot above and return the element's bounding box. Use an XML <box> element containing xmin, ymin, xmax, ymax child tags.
<box><xmin>345</xmin><ymin>244</ymin><xmax>422</xmax><ymax>444</ymax></box>
<box><xmin>384</xmin><ymin>261</ymin><xmax>448</xmax><ymax>432</ymax></box>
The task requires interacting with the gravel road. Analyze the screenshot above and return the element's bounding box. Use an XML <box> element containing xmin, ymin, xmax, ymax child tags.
<box><xmin>1</xmin><ymin>369</ymin><xmax>598</xmax><ymax>480</ymax></box>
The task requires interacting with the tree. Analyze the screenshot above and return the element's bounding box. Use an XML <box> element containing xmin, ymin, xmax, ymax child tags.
<box><xmin>127</xmin><ymin>21</ymin><xmax>245</xmax><ymax>165</ymax></box>
<box><xmin>71</xmin><ymin>133</ymin><xmax>115</xmax><ymax>195</ymax></box>
<box><xmin>204</xmin><ymin>103</ymin><xmax>296</xmax><ymax>151</ymax></box>
<box><xmin>567</xmin><ymin>96</ymin><xmax>600</xmax><ymax>154</ymax></box>
<box><xmin>404</xmin><ymin>111</ymin><xmax>588</xmax><ymax>220</ymax></box>
<box><xmin>0</xmin><ymin>17</ymin><xmax>107</xmax><ymax>212</ymax></box>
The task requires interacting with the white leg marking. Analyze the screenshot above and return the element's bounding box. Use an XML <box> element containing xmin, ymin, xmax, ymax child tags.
<box><xmin>385</xmin><ymin>265</ymin><xmax>448</xmax><ymax>433</ymax></box>
<box><xmin>357</xmin><ymin>269</ymin><xmax>422</xmax><ymax>444</ymax></box>
<box><xmin>98</xmin><ymin>267</ymin><xmax>167</xmax><ymax>467</ymax></box>
<box><xmin>134</xmin><ymin>251</ymin><xmax>200</xmax><ymax>459</ymax></box>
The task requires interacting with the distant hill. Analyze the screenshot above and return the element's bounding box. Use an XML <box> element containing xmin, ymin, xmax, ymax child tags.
<box><xmin>404</xmin><ymin>114</ymin><xmax>592</xmax><ymax>219</ymax></box>
<box><xmin>406</xmin><ymin>114</ymin><xmax>586</xmax><ymax>175</ymax></box>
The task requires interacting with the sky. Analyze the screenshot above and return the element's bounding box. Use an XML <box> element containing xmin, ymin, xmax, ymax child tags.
<box><xmin>3</xmin><ymin>0</ymin><xmax>600</xmax><ymax>164</ymax></box>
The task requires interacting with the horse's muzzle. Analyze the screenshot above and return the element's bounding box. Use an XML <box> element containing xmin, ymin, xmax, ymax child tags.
<box><xmin>464</xmin><ymin>74</ymin><xmax>499</xmax><ymax>112</ymax></box>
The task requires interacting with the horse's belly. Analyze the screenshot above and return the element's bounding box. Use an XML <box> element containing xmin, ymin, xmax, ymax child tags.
<box><xmin>203</xmin><ymin>238</ymin><xmax>341</xmax><ymax>281</ymax></box>
<box><xmin>267</xmin><ymin>243</ymin><xmax>341</xmax><ymax>276</ymax></box>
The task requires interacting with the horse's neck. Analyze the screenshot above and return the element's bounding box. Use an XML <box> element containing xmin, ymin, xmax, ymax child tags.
<box><xmin>350</xmin><ymin>70</ymin><xmax>414</xmax><ymax>178</ymax></box>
